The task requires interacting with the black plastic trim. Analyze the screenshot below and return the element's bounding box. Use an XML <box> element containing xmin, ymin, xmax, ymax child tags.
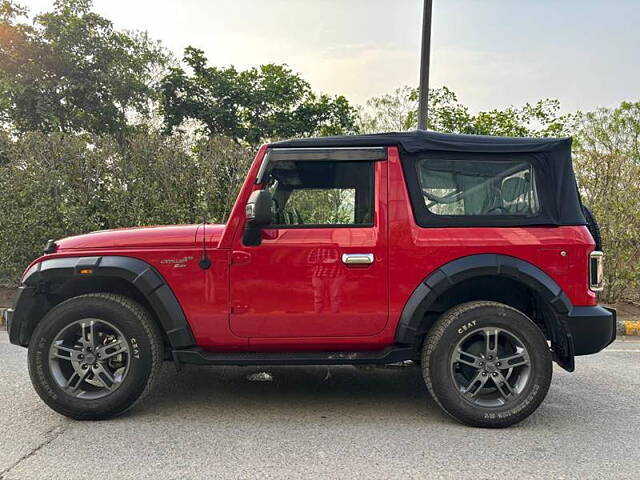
<box><xmin>6</xmin><ymin>286</ymin><xmax>32</xmax><ymax>345</ymax></box>
<box><xmin>7</xmin><ymin>286</ymin><xmax>46</xmax><ymax>346</ymax></box>
<box><xmin>396</xmin><ymin>254</ymin><xmax>573</xmax><ymax>345</ymax></box>
<box><xmin>268</xmin><ymin>147</ymin><xmax>387</xmax><ymax>162</ymax></box>
<box><xmin>257</xmin><ymin>147</ymin><xmax>387</xmax><ymax>183</ymax></box>
<box><xmin>44</xmin><ymin>239</ymin><xmax>58</xmax><ymax>254</ymax></box>
<box><xmin>395</xmin><ymin>254</ymin><xmax>585</xmax><ymax>371</ymax></box>
<box><xmin>562</xmin><ymin>306</ymin><xmax>616</xmax><ymax>355</ymax></box>
<box><xmin>12</xmin><ymin>256</ymin><xmax>195</xmax><ymax>349</ymax></box>
<box><xmin>172</xmin><ymin>346</ymin><xmax>414</xmax><ymax>366</ymax></box>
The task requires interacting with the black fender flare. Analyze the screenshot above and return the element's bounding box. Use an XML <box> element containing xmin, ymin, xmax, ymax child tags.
<box><xmin>17</xmin><ymin>256</ymin><xmax>195</xmax><ymax>348</ymax></box>
<box><xmin>395</xmin><ymin>254</ymin><xmax>573</xmax><ymax>353</ymax></box>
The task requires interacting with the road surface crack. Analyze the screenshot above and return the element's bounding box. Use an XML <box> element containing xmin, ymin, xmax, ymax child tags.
<box><xmin>0</xmin><ymin>423</ymin><xmax>67</xmax><ymax>479</ymax></box>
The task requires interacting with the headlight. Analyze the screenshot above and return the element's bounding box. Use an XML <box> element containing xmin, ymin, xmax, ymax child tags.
<box><xmin>589</xmin><ymin>251</ymin><xmax>604</xmax><ymax>291</ymax></box>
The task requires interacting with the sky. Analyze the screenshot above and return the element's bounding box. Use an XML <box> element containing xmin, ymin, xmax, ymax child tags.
<box><xmin>22</xmin><ymin>0</ymin><xmax>640</xmax><ymax>113</ymax></box>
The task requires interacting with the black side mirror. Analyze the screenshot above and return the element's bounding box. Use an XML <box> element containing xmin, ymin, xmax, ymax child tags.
<box><xmin>245</xmin><ymin>190</ymin><xmax>273</xmax><ymax>226</ymax></box>
<box><xmin>243</xmin><ymin>190</ymin><xmax>272</xmax><ymax>246</ymax></box>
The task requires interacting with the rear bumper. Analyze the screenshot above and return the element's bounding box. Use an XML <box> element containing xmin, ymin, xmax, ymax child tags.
<box><xmin>563</xmin><ymin>305</ymin><xmax>616</xmax><ymax>356</ymax></box>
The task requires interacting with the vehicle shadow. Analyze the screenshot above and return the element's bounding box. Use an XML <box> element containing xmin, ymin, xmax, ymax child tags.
<box><xmin>134</xmin><ymin>363</ymin><xmax>442</xmax><ymax>425</ymax></box>
<box><xmin>123</xmin><ymin>363</ymin><xmax>607</xmax><ymax>430</ymax></box>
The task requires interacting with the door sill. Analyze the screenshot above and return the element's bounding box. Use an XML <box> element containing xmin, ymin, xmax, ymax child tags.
<box><xmin>171</xmin><ymin>346</ymin><xmax>414</xmax><ymax>366</ymax></box>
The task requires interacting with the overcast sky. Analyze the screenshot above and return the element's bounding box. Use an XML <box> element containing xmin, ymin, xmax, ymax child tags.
<box><xmin>23</xmin><ymin>0</ymin><xmax>640</xmax><ymax>113</ymax></box>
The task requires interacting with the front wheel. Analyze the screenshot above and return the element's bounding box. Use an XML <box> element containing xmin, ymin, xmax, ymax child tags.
<box><xmin>28</xmin><ymin>293</ymin><xmax>163</xmax><ymax>420</ymax></box>
<box><xmin>422</xmin><ymin>301</ymin><xmax>552</xmax><ymax>428</ymax></box>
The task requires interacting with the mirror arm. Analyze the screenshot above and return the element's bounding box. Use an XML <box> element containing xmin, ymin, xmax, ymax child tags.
<box><xmin>242</xmin><ymin>222</ymin><xmax>263</xmax><ymax>247</ymax></box>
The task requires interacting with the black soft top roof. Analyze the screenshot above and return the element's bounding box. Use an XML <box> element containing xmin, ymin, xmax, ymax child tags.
<box><xmin>270</xmin><ymin>130</ymin><xmax>585</xmax><ymax>227</ymax></box>
<box><xmin>270</xmin><ymin>130</ymin><xmax>571</xmax><ymax>154</ymax></box>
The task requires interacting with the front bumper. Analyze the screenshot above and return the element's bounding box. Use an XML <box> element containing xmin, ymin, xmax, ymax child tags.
<box><xmin>5</xmin><ymin>286</ymin><xmax>40</xmax><ymax>347</ymax></box>
<box><xmin>563</xmin><ymin>305</ymin><xmax>616</xmax><ymax>356</ymax></box>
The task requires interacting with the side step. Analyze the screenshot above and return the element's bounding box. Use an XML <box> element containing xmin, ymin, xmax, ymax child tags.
<box><xmin>172</xmin><ymin>346</ymin><xmax>415</xmax><ymax>366</ymax></box>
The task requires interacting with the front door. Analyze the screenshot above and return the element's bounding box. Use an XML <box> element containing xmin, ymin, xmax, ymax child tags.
<box><xmin>230</xmin><ymin>152</ymin><xmax>388</xmax><ymax>339</ymax></box>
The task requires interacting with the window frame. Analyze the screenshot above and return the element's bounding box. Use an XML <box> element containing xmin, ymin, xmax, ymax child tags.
<box><xmin>402</xmin><ymin>151</ymin><xmax>549</xmax><ymax>228</ymax></box>
<box><xmin>258</xmin><ymin>149</ymin><xmax>382</xmax><ymax>229</ymax></box>
<box><xmin>256</xmin><ymin>147</ymin><xmax>387</xmax><ymax>183</ymax></box>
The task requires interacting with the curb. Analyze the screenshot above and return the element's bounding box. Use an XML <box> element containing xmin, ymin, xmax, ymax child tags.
<box><xmin>618</xmin><ymin>319</ymin><xmax>640</xmax><ymax>336</ymax></box>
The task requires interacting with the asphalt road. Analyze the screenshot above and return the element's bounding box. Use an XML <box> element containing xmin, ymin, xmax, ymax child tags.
<box><xmin>1</xmin><ymin>331</ymin><xmax>638</xmax><ymax>480</ymax></box>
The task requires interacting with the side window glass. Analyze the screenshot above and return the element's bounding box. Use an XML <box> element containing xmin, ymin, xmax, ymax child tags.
<box><xmin>266</xmin><ymin>160</ymin><xmax>374</xmax><ymax>227</ymax></box>
<box><xmin>416</xmin><ymin>159</ymin><xmax>539</xmax><ymax>216</ymax></box>
<box><xmin>286</xmin><ymin>188</ymin><xmax>356</xmax><ymax>225</ymax></box>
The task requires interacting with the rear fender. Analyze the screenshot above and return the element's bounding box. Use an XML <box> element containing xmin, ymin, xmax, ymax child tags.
<box><xmin>396</xmin><ymin>254</ymin><xmax>576</xmax><ymax>371</ymax></box>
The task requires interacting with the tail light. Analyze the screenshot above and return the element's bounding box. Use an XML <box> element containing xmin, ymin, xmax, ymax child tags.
<box><xmin>589</xmin><ymin>251</ymin><xmax>604</xmax><ymax>291</ymax></box>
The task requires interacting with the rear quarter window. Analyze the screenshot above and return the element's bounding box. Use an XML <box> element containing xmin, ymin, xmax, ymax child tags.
<box><xmin>417</xmin><ymin>159</ymin><xmax>539</xmax><ymax>216</ymax></box>
<box><xmin>401</xmin><ymin>152</ymin><xmax>548</xmax><ymax>228</ymax></box>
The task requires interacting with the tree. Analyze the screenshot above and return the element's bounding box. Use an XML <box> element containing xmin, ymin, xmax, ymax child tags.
<box><xmin>0</xmin><ymin>131</ymin><xmax>252</xmax><ymax>285</ymax></box>
<box><xmin>194</xmin><ymin>136</ymin><xmax>252</xmax><ymax>222</ymax></box>
<box><xmin>572</xmin><ymin>102</ymin><xmax>640</xmax><ymax>302</ymax></box>
<box><xmin>359</xmin><ymin>85</ymin><xmax>571</xmax><ymax>137</ymax></box>
<box><xmin>159</xmin><ymin>47</ymin><xmax>358</xmax><ymax>145</ymax></box>
<box><xmin>0</xmin><ymin>0</ymin><xmax>169</xmax><ymax>139</ymax></box>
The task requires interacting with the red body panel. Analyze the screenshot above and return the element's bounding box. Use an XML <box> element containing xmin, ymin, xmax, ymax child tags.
<box><xmin>29</xmin><ymin>145</ymin><xmax>597</xmax><ymax>352</ymax></box>
<box><xmin>383</xmin><ymin>147</ymin><xmax>597</xmax><ymax>336</ymax></box>
<box><xmin>229</xmin><ymin>160</ymin><xmax>389</xmax><ymax>340</ymax></box>
<box><xmin>57</xmin><ymin>224</ymin><xmax>226</xmax><ymax>250</ymax></box>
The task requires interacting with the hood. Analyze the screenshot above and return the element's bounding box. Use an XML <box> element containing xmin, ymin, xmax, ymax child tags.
<box><xmin>56</xmin><ymin>224</ymin><xmax>225</xmax><ymax>250</ymax></box>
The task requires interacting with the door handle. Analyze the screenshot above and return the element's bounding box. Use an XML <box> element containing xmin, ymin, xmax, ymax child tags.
<box><xmin>231</xmin><ymin>251</ymin><xmax>251</xmax><ymax>265</ymax></box>
<box><xmin>342</xmin><ymin>253</ymin><xmax>374</xmax><ymax>265</ymax></box>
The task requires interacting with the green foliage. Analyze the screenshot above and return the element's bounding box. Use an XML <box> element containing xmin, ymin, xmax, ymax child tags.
<box><xmin>285</xmin><ymin>189</ymin><xmax>356</xmax><ymax>225</ymax></box>
<box><xmin>160</xmin><ymin>47</ymin><xmax>358</xmax><ymax>145</ymax></box>
<box><xmin>0</xmin><ymin>1</ymin><xmax>635</xmax><ymax>301</ymax></box>
<box><xmin>0</xmin><ymin>0</ymin><xmax>169</xmax><ymax>139</ymax></box>
<box><xmin>357</xmin><ymin>86</ymin><xmax>419</xmax><ymax>132</ymax></box>
<box><xmin>0</xmin><ymin>132</ymin><xmax>109</xmax><ymax>284</ymax></box>
<box><xmin>359</xmin><ymin>85</ymin><xmax>572</xmax><ymax>137</ymax></box>
<box><xmin>572</xmin><ymin>102</ymin><xmax>640</xmax><ymax>302</ymax></box>
<box><xmin>194</xmin><ymin>136</ymin><xmax>253</xmax><ymax>223</ymax></box>
<box><xmin>0</xmin><ymin>132</ymin><xmax>251</xmax><ymax>285</ymax></box>
<box><xmin>362</xmin><ymin>87</ymin><xmax>639</xmax><ymax>303</ymax></box>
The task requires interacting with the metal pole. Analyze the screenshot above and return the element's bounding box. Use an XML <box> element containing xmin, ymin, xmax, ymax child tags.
<box><xmin>417</xmin><ymin>0</ymin><xmax>433</xmax><ymax>130</ymax></box>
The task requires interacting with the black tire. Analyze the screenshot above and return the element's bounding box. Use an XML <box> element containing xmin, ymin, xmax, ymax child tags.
<box><xmin>422</xmin><ymin>301</ymin><xmax>552</xmax><ymax>428</ymax></box>
<box><xmin>28</xmin><ymin>294</ymin><xmax>163</xmax><ymax>420</ymax></box>
<box><xmin>582</xmin><ymin>205</ymin><xmax>602</xmax><ymax>251</ymax></box>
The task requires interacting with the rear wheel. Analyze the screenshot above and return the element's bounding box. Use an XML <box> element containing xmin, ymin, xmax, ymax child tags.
<box><xmin>422</xmin><ymin>301</ymin><xmax>552</xmax><ymax>428</ymax></box>
<box><xmin>28</xmin><ymin>294</ymin><xmax>163</xmax><ymax>420</ymax></box>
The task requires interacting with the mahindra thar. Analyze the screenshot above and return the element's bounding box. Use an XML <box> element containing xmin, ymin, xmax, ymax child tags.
<box><xmin>4</xmin><ymin>131</ymin><xmax>615</xmax><ymax>427</ymax></box>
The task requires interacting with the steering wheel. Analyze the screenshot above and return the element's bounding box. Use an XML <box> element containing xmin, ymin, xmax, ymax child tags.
<box><xmin>486</xmin><ymin>206</ymin><xmax>509</xmax><ymax>215</ymax></box>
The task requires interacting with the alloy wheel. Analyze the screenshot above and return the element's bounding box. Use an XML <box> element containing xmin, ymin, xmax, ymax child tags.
<box><xmin>48</xmin><ymin>318</ymin><xmax>131</xmax><ymax>399</ymax></box>
<box><xmin>450</xmin><ymin>327</ymin><xmax>532</xmax><ymax>408</ymax></box>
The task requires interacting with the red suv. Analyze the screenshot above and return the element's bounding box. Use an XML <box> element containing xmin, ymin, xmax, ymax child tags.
<box><xmin>5</xmin><ymin>131</ymin><xmax>615</xmax><ymax>427</ymax></box>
